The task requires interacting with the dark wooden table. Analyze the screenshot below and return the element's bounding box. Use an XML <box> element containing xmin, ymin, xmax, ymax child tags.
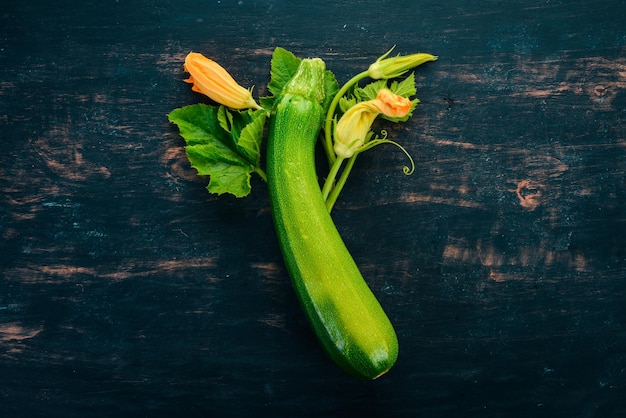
<box><xmin>2</xmin><ymin>1</ymin><xmax>625</xmax><ymax>416</ymax></box>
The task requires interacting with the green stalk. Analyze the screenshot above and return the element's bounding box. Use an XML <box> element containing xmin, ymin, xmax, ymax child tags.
<box><xmin>323</xmin><ymin>70</ymin><xmax>369</xmax><ymax>166</ymax></box>
<box><xmin>254</xmin><ymin>166</ymin><xmax>268</xmax><ymax>182</ymax></box>
<box><xmin>325</xmin><ymin>153</ymin><xmax>358</xmax><ymax>212</ymax></box>
<box><xmin>321</xmin><ymin>156</ymin><xmax>345</xmax><ymax>201</ymax></box>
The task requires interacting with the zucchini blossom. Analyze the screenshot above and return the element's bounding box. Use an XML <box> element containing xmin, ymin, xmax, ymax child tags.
<box><xmin>184</xmin><ymin>52</ymin><xmax>262</xmax><ymax>110</ymax></box>
<box><xmin>334</xmin><ymin>89</ymin><xmax>412</xmax><ymax>159</ymax></box>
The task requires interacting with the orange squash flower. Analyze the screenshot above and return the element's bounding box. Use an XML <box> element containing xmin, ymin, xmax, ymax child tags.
<box><xmin>373</xmin><ymin>88</ymin><xmax>413</xmax><ymax>118</ymax></box>
<box><xmin>334</xmin><ymin>89</ymin><xmax>413</xmax><ymax>158</ymax></box>
<box><xmin>184</xmin><ymin>52</ymin><xmax>262</xmax><ymax>110</ymax></box>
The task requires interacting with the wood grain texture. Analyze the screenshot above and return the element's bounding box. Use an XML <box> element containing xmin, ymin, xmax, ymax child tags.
<box><xmin>1</xmin><ymin>0</ymin><xmax>625</xmax><ymax>416</ymax></box>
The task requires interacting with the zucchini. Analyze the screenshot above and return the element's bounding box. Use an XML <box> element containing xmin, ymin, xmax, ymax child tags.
<box><xmin>267</xmin><ymin>58</ymin><xmax>398</xmax><ymax>379</ymax></box>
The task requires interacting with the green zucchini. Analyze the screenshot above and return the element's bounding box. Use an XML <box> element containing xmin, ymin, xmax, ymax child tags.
<box><xmin>267</xmin><ymin>58</ymin><xmax>398</xmax><ymax>379</ymax></box>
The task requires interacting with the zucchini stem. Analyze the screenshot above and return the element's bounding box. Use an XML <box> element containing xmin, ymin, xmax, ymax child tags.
<box><xmin>323</xmin><ymin>70</ymin><xmax>369</xmax><ymax>166</ymax></box>
<box><xmin>254</xmin><ymin>166</ymin><xmax>268</xmax><ymax>182</ymax></box>
<box><xmin>321</xmin><ymin>156</ymin><xmax>345</xmax><ymax>202</ymax></box>
<box><xmin>325</xmin><ymin>154</ymin><xmax>358</xmax><ymax>212</ymax></box>
<box><xmin>320</xmin><ymin>70</ymin><xmax>370</xmax><ymax>211</ymax></box>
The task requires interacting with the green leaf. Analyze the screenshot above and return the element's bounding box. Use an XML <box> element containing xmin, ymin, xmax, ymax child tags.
<box><xmin>259</xmin><ymin>95</ymin><xmax>275</xmax><ymax>111</ymax></box>
<box><xmin>168</xmin><ymin>104</ymin><xmax>266</xmax><ymax>198</ymax></box>
<box><xmin>322</xmin><ymin>70</ymin><xmax>339</xmax><ymax>114</ymax></box>
<box><xmin>186</xmin><ymin>144</ymin><xmax>254</xmax><ymax>197</ymax></box>
<box><xmin>263</xmin><ymin>48</ymin><xmax>335</xmax><ymax>112</ymax></box>
<box><xmin>237</xmin><ymin>109</ymin><xmax>266</xmax><ymax>165</ymax></box>
<box><xmin>169</xmin><ymin>103</ymin><xmax>224</xmax><ymax>146</ymax></box>
<box><xmin>355</xmin><ymin>79</ymin><xmax>387</xmax><ymax>102</ymax></box>
<box><xmin>338</xmin><ymin>95</ymin><xmax>357</xmax><ymax>113</ymax></box>
<box><xmin>216</xmin><ymin>106</ymin><xmax>266</xmax><ymax>165</ymax></box>
<box><xmin>267</xmin><ymin>47</ymin><xmax>301</xmax><ymax>99</ymax></box>
<box><xmin>390</xmin><ymin>72</ymin><xmax>417</xmax><ymax>98</ymax></box>
<box><xmin>217</xmin><ymin>104</ymin><xmax>234</xmax><ymax>134</ymax></box>
<box><xmin>353</xmin><ymin>72</ymin><xmax>417</xmax><ymax>103</ymax></box>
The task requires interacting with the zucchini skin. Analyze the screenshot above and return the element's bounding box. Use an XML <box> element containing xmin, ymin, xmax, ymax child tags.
<box><xmin>267</xmin><ymin>92</ymin><xmax>398</xmax><ymax>379</ymax></box>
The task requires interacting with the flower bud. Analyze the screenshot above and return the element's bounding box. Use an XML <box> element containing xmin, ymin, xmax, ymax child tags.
<box><xmin>184</xmin><ymin>52</ymin><xmax>262</xmax><ymax>110</ymax></box>
<box><xmin>368</xmin><ymin>50</ymin><xmax>437</xmax><ymax>80</ymax></box>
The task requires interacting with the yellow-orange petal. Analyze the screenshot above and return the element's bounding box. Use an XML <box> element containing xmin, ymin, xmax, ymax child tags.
<box><xmin>334</xmin><ymin>101</ymin><xmax>380</xmax><ymax>158</ymax></box>
<box><xmin>372</xmin><ymin>89</ymin><xmax>412</xmax><ymax>118</ymax></box>
<box><xmin>183</xmin><ymin>52</ymin><xmax>261</xmax><ymax>110</ymax></box>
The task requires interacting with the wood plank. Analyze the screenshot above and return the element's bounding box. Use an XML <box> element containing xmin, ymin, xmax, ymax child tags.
<box><xmin>1</xmin><ymin>0</ymin><xmax>625</xmax><ymax>416</ymax></box>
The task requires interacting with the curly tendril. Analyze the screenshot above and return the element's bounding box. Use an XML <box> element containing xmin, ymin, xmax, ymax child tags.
<box><xmin>356</xmin><ymin>132</ymin><xmax>415</xmax><ymax>176</ymax></box>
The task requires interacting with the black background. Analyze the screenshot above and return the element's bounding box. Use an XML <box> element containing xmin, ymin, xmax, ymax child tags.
<box><xmin>1</xmin><ymin>1</ymin><xmax>625</xmax><ymax>416</ymax></box>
